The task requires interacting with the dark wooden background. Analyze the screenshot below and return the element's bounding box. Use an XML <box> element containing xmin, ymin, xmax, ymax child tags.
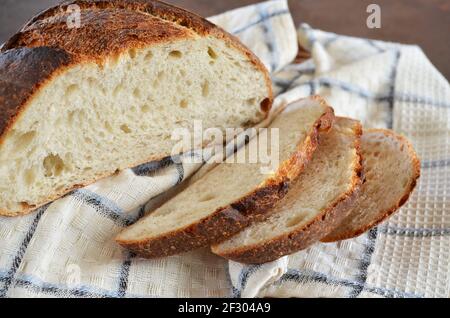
<box><xmin>1</xmin><ymin>0</ymin><xmax>449</xmax><ymax>79</ymax></box>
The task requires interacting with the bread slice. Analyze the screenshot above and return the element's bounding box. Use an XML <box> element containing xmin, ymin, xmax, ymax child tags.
<box><xmin>322</xmin><ymin>129</ymin><xmax>421</xmax><ymax>242</ymax></box>
<box><xmin>0</xmin><ymin>0</ymin><xmax>273</xmax><ymax>216</ymax></box>
<box><xmin>116</xmin><ymin>97</ymin><xmax>335</xmax><ymax>258</ymax></box>
<box><xmin>211</xmin><ymin>117</ymin><xmax>363</xmax><ymax>264</ymax></box>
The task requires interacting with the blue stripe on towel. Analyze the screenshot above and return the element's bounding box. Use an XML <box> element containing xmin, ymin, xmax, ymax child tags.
<box><xmin>132</xmin><ymin>156</ymin><xmax>174</xmax><ymax>176</ymax></box>
<box><xmin>234</xmin><ymin>264</ymin><xmax>262</xmax><ymax>298</ymax></box>
<box><xmin>422</xmin><ymin>159</ymin><xmax>450</xmax><ymax>169</ymax></box>
<box><xmin>380</xmin><ymin>226</ymin><xmax>450</xmax><ymax>237</ymax></box>
<box><xmin>72</xmin><ymin>189</ymin><xmax>136</xmax><ymax>227</ymax></box>
<box><xmin>0</xmin><ymin>270</ymin><xmax>148</xmax><ymax>298</ymax></box>
<box><xmin>256</xmin><ymin>5</ymin><xmax>280</xmax><ymax>72</ymax></box>
<box><xmin>116</xmin><ymin>206</ymin><xmax>146</xmax><ymax>298</ymax></box>
<box><xmin>351</xmin><ymin>228</ymin><xmax>378</xmax><ymax>298</ymax></box>
<box><xmin>278</xmin><ymin>268</ymin><xmax>421</xmax><ymax>298</ymax></box>
<box><xmin>231</xmin><ymin>9</ymin><xmax>289</xmax><ymax>35</ymax></box>
<box><xmin>0</xmin><ymin>204</ymin><xmax>49</xmax><ymax>297</ymax></box>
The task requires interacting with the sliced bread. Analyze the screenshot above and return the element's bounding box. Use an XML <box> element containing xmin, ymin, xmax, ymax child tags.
<box><xmin>116</xmin><ymin>97</ymin><xmax>335</xmax><ymax>258</ymax></box>
<box><xmin>322</xmin><ymin>129</ymin><xmax>421</xmax><ymax>242</ymax></box>
<box><xmin>211</xmin><ymin>117</ymin><xmax>363</xmax><ymax>264</ymax></box>
<box><xmin>0</xmin><ymin>0</ymin><xmax>273</xmax><ymax>216</ymax></box>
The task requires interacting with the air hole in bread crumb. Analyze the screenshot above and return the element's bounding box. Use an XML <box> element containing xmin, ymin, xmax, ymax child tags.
<box><xmin>129</xmin><ymin>48</ymin><xmax>137</xmax><ymax>59</ymax></box>
<box><xmin>65</xmin><ymin>84</ymin><xmax>79</xmax><ymax>96</ymax></box>
<box><xmin>14</xmin><ymin>131</ymin><xmax>36</xmax><ymax>152</ymax></box>
<box><xmin>120</xmin><ymin>124</ymin><xmax>132</xmax><ymax>134</ymax></box>
<box><xmin>286</xmin><ymin>215</ymin><xmax>306</xmax><ymax>227</ymax></box>
<box><xmin>104</xmin><ymin>121</ymin><xmax>113</xmax><ymax>133</ymax></box>
<box><xmin>246</xmin><ymin>98</ymin><xmax>256</xmax><ymax>106</ymax></box>
<box><xmin>109</xmin><ymin>55</ymin><xmax>120</xmax><ymax>66</ymax></box>
<box><xmin>169</xmin><ymin>50</ymin><xmax>182</xmax><ymax>58</ymax></box>
<box><xmin>208</xmin><ymin>47</ymin><xmax>218</xmax><ymax>60</ymax></box>
<box><xmin>68</xmin><ymin>111</ymin><xmax>76</xmax><ymax>126</ymax></box>
<box><xmin>113</xmin><ymin>84</ymin><xmax>124</xmax><ymax>98</ymax></box>
<box><xmin>153</xmin><ymin>71</ymin><xmax>165</xmax><ymax>88</ymax></box>
<box><xmin>24</xmin><ymin>168</ymin><xmax>36</xmax><ymax>185</ymax></box>
<box><xmin>202</xmin><ymin>81</ymin><xmax>209</xmax><ymax>97</ymax></box>
<box><xmin>144</xmin><ymin>51</ymin><xmax>153</xmax><ymax>61</ymax></box>
<box><xmin>179</xmin><ymin>99</ymin><xmax>188</xmax><ymax>108</ymax></box>
<box><xmin>43</xmin><ymin>154</ymin><xmax>65</xmax><ymax>177</ymax></box>
<box><xmin>199</xmin><ymin>194</ymin><xmax>216</xmax><ymax>202</ymax></box>
<box><xmin>133</xmin><ymin>88</ymin><xmax>141</xmax><ymax>99</ymax></box>
<box><xmin>87</xmin><ymin>77</ymin><xmax>98</xmax><ymax>87</ymax></box>
<box><xmin>141</xmin><ymin>104</ymin><xmax>150</xmax><ymax>113</ymax></box>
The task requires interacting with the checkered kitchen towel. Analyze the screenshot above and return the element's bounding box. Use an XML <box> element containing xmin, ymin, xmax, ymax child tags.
<box><xmin>0</xmin><ymin>0</ymin><xmax>449</xmax><ymax>298</ymax></box>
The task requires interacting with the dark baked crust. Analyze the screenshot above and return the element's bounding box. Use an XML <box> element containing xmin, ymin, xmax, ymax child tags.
<box><xmin>211</xmin><ymin>118</ymin><xmax>363</xmax><ymax>264</ymax></box>
<box><xmin>3</xmin><ymin>2</ymin><xmax>192</xmax><ymax>58</ymax></box>
<box><xmin>321</xmin><ymin>129</ymin><xmax>421</xmax><ymax>242</ymax></box>
<box><xmin>118</xmin><ymin>182</ymin><xmax>290</xmax><ymax>258</ymax></box>
<box><xmin>2</xmin><ymin>0</ymin><xmax>272</xmax><ymax>107</ymax></box>
<box><xmin>116</xmin><ymin>103</ymin><xmax>336</xmax><ymax>258</ymax></box>
<box><xmin>0</xmin><ymin>46</ymin><xmax>75</xmax><ymax>142</ymax></box>
<box><xmin>0</xmin><ymin>0</ymin><xmax>273</xmax><ymax>216</ymax></box>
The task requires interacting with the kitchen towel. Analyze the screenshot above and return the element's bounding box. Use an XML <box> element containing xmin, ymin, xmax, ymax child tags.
<box><xmin>0</xmin><ymin>0</ymin><xmax>448</xmax><ymax>298</ymax></box>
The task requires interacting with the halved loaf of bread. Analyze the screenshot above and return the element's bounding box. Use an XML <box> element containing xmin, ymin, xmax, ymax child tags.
<box><xmin>211</xmin><ymin>117</ymin><xmax>363</xmax><ymax>264</ymax></box>
<box><xmin>116</xmin><ymin>97</ymin><xmax>335</xmax><ymax>258</ymax></box>
<box><xmin>322</xmin><ymin>129</ymin><xmax>421</xmax><ymax>242</ymax></box>
<box><xmin>0</xmin><ymin>0</ymin><xmax>273</xmax><ymax>216</ymax></box>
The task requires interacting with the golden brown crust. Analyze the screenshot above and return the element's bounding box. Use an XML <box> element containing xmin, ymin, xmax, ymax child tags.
<box><xmin>116</xmin><ymin>104</ymin><xmax>336</xmax><ymax>258</ymax></box>
<box><xmin>211</xmin><ymin>118</ymin><xmax>363</xmax><ymax>264</ymax></box>
<box><xmin>4</xmin><ymin>4</ymin><xmax>192</xmax><ymax>58</ymax></box>
<box><xmin>2</xmin><ymin>0</ymin><xmax>273</xmax><ymax>111</ymax></box>
<box><xmin>321</xmin><ymin>129</ymin><xmax>421</xmax><ymax>242</ymax></box>
<box><xmin>0</xmin><ymin>0</ymin><xmax>273</xmax><ymax>216</ymax></box>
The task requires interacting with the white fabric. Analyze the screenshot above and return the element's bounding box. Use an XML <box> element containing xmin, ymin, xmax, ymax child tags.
<box><xmin>0</xmin><ymin>0</ymin><xmax>448</xmax><ymax>298</ymax></box>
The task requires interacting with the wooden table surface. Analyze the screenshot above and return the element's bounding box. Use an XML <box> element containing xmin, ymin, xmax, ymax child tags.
<box><xmin>1</xmin><ymin>0</ymin><xmax>449</xmax><ymax>80</ymax></box>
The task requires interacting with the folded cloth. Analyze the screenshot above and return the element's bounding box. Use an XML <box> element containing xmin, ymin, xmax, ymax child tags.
<box><xmin>0</xmin><ymin>0</ymin><xmax>448</xmax><ymax>298</ymax></box>
<box><xmin>229</xmin><ymin>19</ymin><xmax>450</xmax><ymax>298</ymax></box>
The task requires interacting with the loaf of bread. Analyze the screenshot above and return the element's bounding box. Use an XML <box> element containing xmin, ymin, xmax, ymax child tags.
<box><xmin>116</xmin><ymin>97</ymin><xmax>335</xmax><ymax>258</ymax></box>
<box><xmin>322</xmin><ymin>129</ymin><xmax>421</xmax><ymax>242</ymax></box>
<box><xmin>0</xmin><ymin>0</ymin><xmax>273</xmax><ymax>216</ymax></box>
<box><xmin>211</xmin><ymin>117</ymin><xmax>363</xmax><ymax>264</ymax></box>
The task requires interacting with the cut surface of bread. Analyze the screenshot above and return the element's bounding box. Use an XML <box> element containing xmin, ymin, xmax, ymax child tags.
<box><xmin>0</xmin><ymin>0</ymin><xmax>273</xmax><ymax>216</ymax></box>
<box><xmin>211</xmin><ymin>117</ymin><xmax>363</xmax><ymax>264</ymax></box>
<box><xmin>322</xmin><ymin>129</ymin><xmax>421</xmax><ymax>242</ymax></box>
<box><xmin>116</xmin><ymin>97</ymin><xmax>335</xmax><ymax>258</ymax></box>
